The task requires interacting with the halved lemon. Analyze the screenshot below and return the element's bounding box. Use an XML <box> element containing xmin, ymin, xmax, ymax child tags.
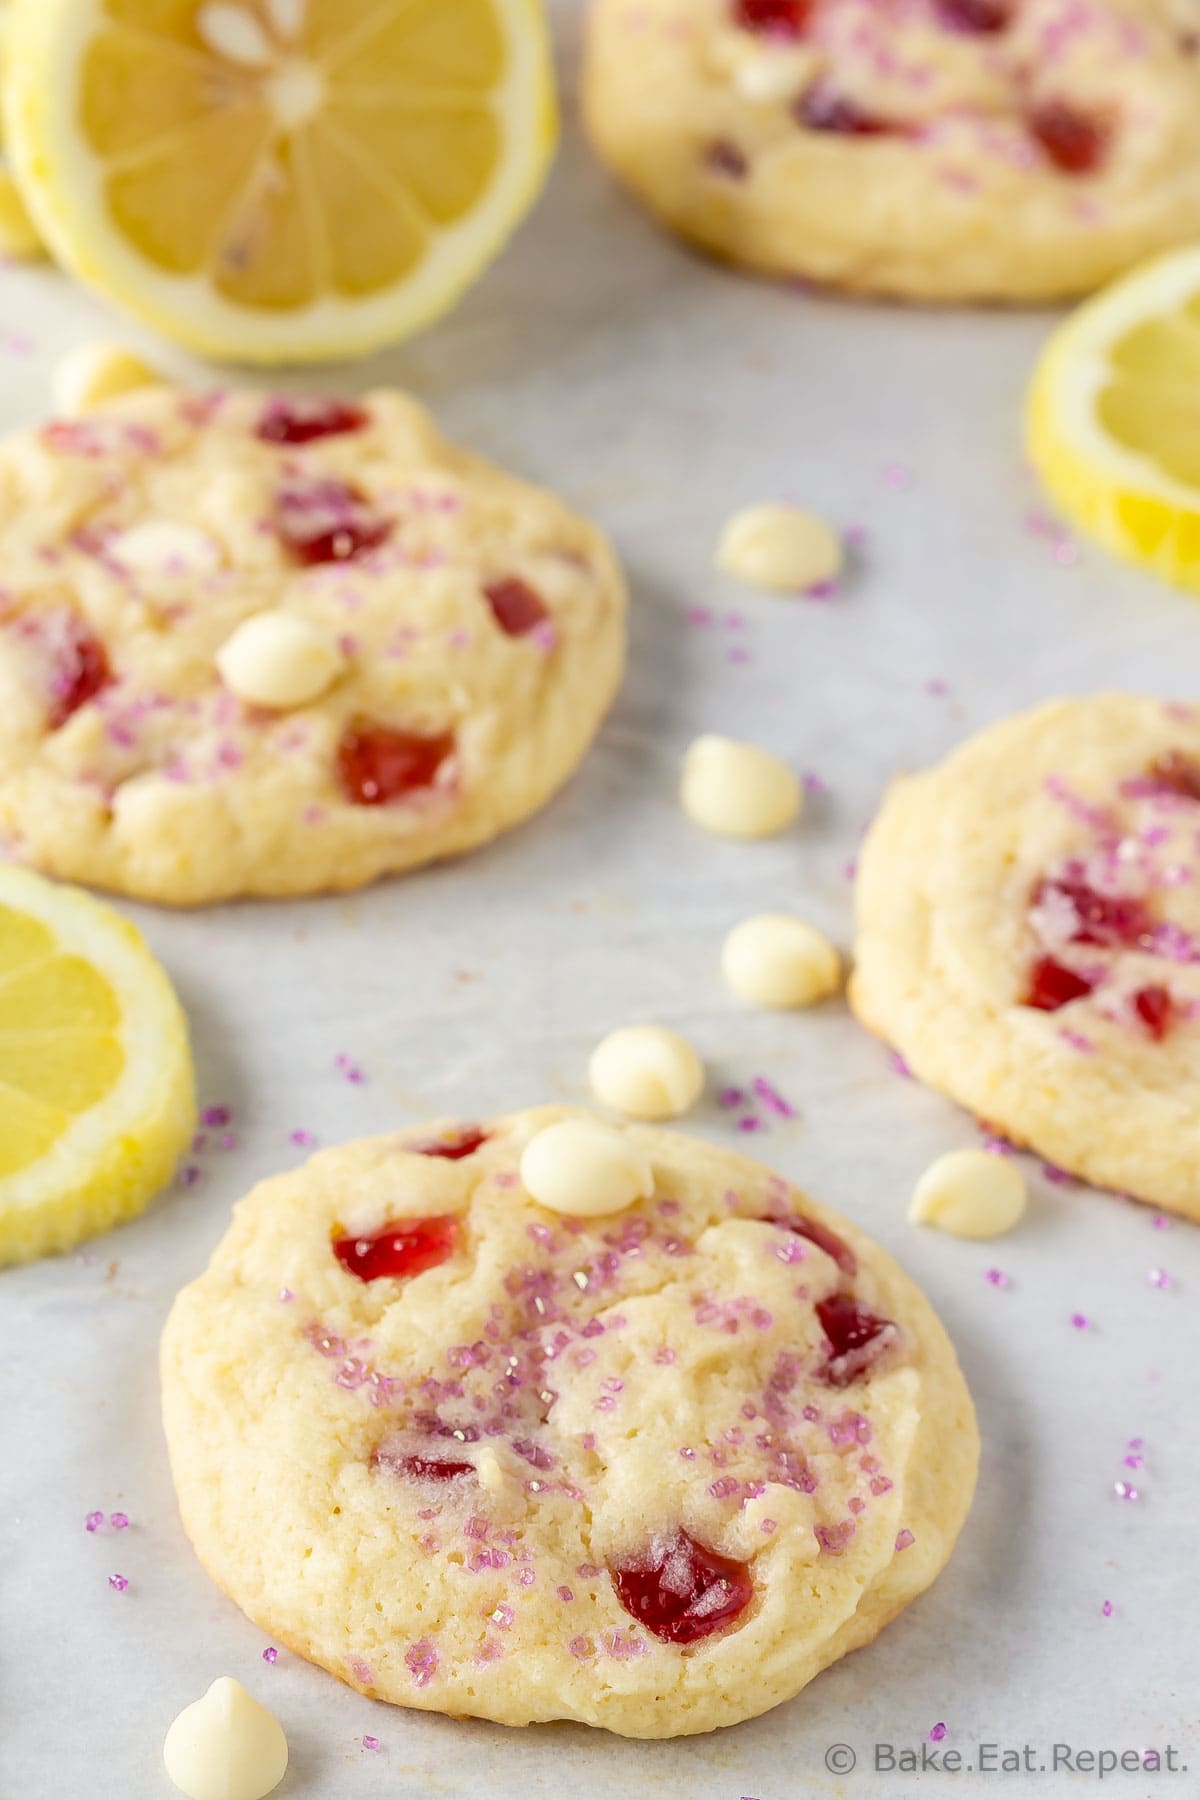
<box><xmin>0</xmin><ymin>866</ymin><xmax>195</xmax><ymax>1267</ymax></box>
<box><xmin>1027</xmin><ymin>244</ymin><xmax>1200</xmax><ymax>595</ymax></box>
<box><xmin>0</xmin><ymin>1</ymin><xmax>46</xmax><ymax>258</ymax></box>
<box><xmin>2</xmin><ymin>0</ymin><xmax>557</xmax><ymax>363</ymax></box>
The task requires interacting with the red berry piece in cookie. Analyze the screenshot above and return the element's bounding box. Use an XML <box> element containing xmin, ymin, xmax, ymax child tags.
<box><xmin>374</xmin><ymin>1444</ymin><xmax>476</xmax><ymax>1483</ymax></box>
<box><xmin>611</xmin><ymin>1530</ymin><xmax>753</xmax><ymax>1644</ymax></box>
<box><xmin>336</xmin><ymin>724</ymin><xmax>456</xmax><ymax>807</ymax></box>
<box><xmin>1148</xmin><ymin>752</ymin><xmax>1200</xmax><ymax>801</ymax></box>
<box><xmin>47</xmin><ymin>614</ymin><xmax>111</xmax><ymax>728</ymax></box>
<box><xmin>412</xmin><ymin>1127</ymin><xmax>491</xmax><ymax>1161</ymax></box>
<box><xmin>333</xmin><ymin>1216</ymin><xmax>459</xmax><ymax>1283</ymax></box>
<box><xmin>257</xmin><ymin>398</ymin><xmax>370</xmax><ymax>446</ymax></box>
<box><xmin>1032</xmin><ymin>873</ymin><xmax>1151</xmax><ymax>949</ymax></box>
<box><xmin>767</xmin><ymin>1212</ymin><xmax>857</xmax><ymax>1276</ymax></box>
<box><xmin>816</xmin><ymin>1294</ymin><xmax>898</xmax><ymax>1387</ymax></box>
<box><xmin>733</xmin><ymin>0</ymin><xmax>810</xmax><ymax>35</ymax></box>
<box><xmin>936</xmin><ymin>0</ymin><xmax>1011</xmax><ymax>32</ymax></box>
<box><xmin>1133</xmin><ymin>984</ymin><xmax>1172</xmax><ymax>1041</ymax></box>
<box><xmin>484</xmin><ymin>578</ymin><xmax>549</xmax><ymax>639</ymax></box>
<box><xmin>276</xmin><ymin>477</ymin><xmax>392</xmax><ymax>566</ymax></box>
<box><xmin>1025</xmin><ymin>955</ymin><xmax>1097</xmax><ymax>1012</ymax></box>
<box><xmin>796</xmin><ymin>89</ymin><xmax>894</xmax><ymax>136</ymax></box>
<box><xmin>1027</xmin><ymin>102</ymin><xmax>1110</xmax><ymax>175</ymax></box>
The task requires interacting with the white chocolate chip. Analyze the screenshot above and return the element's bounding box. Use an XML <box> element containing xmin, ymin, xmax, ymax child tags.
<box><xmin>717</xmin><ymin>504</ymin><xmax>844</xmax><ymax>593</ymax></box>
<box><xmin>520</xmin><ymin>1119</ymin><xmax>653</xmax><ymax>1219</ymax></box>
<box><xmin>196</xmin><ymin>3</ymin><xmax>275</xmax><ymax>65</ymax></box>
<box><xmin>265</xmin><ymin>0</ymin><xmax>306</xmax><ymax>38</ymax></box>
<box><xmin>475</xmin><ymin>1447</ymin><xmax>506</xmax><ymax>1494</ymax></box>
<box><xmin>733</xmin><ymin>49</ymin><xmax>815</xmax><ymax>103</ymax></box>
<box><xmin>163</xmin><ymin>1677</ymin><xmax>288</xmax><ymax>1800</ymax></box>
<box><xmin>52</xmin><ymin>343</ymin><xmax>162</xmax><ymax>415</ymax></box>
<box><xmin>589</xmin><ymin>1025</ymin><xmax>705</xmax><ymax>1121</ymax></box>
<box><xmin>910</xmin><ymin>1149</ymin><xmax>1028</xmax><ymax>1241</ymax></box>
<box><xmin>216</xmin><ymin>612</ymin><xmax>345</xmax><ymax>710</ymax></box>
<box><xmin>110</xmin><ymin>520</ymin><xmax>222</xmax><ymax>579</ymax></box>
<box><xmin>722</xmin><ymin>914</ymin><xmax>842</xmax><ymax>1010</ymax></box>
<box><xmin>680</xmin><ymin>735</ymin><xmax>802</xmax><ymax>839</ymax></box>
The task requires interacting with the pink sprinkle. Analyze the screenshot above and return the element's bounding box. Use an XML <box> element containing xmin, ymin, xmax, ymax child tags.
<box><xmin>760</xmin><ymin>1518</ymin><xmax>777</xmax><ymax>1535</ymax></box>
<box><xmin>984</xmin><ymin>1268</ymin><xmax>1010</xmax><ymax>1288</ymax></box>
<box><xmin>110</xmin><ymin>1512</ymin><xmax>129</xmax><ymax>1531</ymax></box>
<box><xmin>362</xmin><ymin>1736</ymin><xmax>380</xmax><ymax>1752</ymax></box>
<box><xmin>334</xmin><ymin>1052</ymin><xmax>366</xmax><ymax>1084</ymax></box>
<box><xmin>569</xmin><ymin>1635</ymin><xmax>595</xmax><ymax>1661</ymax></box>
<box><xmin>404</xmin><ymin>1641</ymin><xmax>437</xmax><ymax>1687</ymax></box>
<box><xmin>85</xmin><ymin>1511</ymin><xmax>104</xmax><ymax>1533</ymax></box>
<box><xmin>1125</xmin><ymin>1453</ymin><xmax>1144</xmax><ymax>1469</ymax></box>
<box><xmin>1148</xmin><ymin>1269</ymin><xmax>1172</xmax><ymax>1290</ymax></box>
<box><xmin>108</xmin><ymin>1574</ymin><xmax>128</xmax><ymax>1592</ymax></box>
<box><xmin>489</xmin><ymin>1604</ymin><xmax>514</xmax><ymax>1630</ymax></box>
<box><xmin>895</xmin><ymin>1529</ymin><xmax>915</xmax><ymax>1552</ymax></box>
<box><xmin>929</xmin><ymin>1723</ymin><xmax>947</xmax><ymax>1743</ymax></box>
<box><xmin>1101</xmin><ymin>1601</ymin><xmax>1113</xmax><ymax>1618</ymax></box>
<box><xmin>1151</xmin><ymin>1214</ymin><xmax>1171</xmax><ymax>1231</ymax></box>
<box><xmin>278</xmin><ymin>1287</ymin><xmax>294</xmax><ymax>1303</ymax></box>
<box><xmin>289</xmin><ymin>1129</ymin><xmax>316</xmax><ymax>1148</ymax></box>
<box><xmin>882</xmin><ymin>462</ymin><xmax>912</xmax><ymax>490</ymax></box>
<box><xmin>263</xmin><ymin>1647</ymin><xmax>279</xmax><ymax>1664</ymax></box>
<box><xmin>1113</xmin><ymin>1481</ymin><xmax>1140</xmax><ymax>1501</ymax></box>
<box><xmin>1070</xmin><ymin>1312</ymin><xmax>1090</xmax><ymax>1330</ymax></box>
<box><xmin>888</xmin><ymin>1050</ymin><xmax>913</xmax><ymax>1079</ymax></box>
<box><xmin>737</xmin><ymin>1115</ymin><xmax>763</xmax><ymax>1134</ymax></box>
<box><xmin>557</xmin><ymin>1585</ymin><xmax>574</xmax><ymax>1603</ymax></box>
<box><xmin>719</xmin><ymin>1087</ymin><xmax>745</xmax><ymax>1109</ymax></box>
<box><xmin>201</xmin><ymin>1104</ymin><xmax>231</xmax><ymax>1128</ymax></box>
<box><xmin>752</xmin><ymin>1075</ymin><xmax>795</xmax><ymax>1119</ymax></box>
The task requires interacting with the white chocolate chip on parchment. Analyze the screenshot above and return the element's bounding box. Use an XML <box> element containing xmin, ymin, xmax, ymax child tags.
<box><xmin>589</xmin><ymin>1025</ymin><xmax>705</xmax><ymax>1121</ymax></box>
<box><xmin>910</xmin><ymin>1149</ymin><xmax>1028</xmax><ymax>1240</ymax></box>
<box><xmin>681</xmin><ymin>735</ymin><xmax>802</xmax><ymax>839</ymax></box>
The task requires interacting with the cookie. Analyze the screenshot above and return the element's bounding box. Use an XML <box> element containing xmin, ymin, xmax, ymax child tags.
<box><xmin>0</xmin><ymin>388</ymin><xmax>626</xmax><ymax>905</ymax></box>
<box><xmin>583</xmin><ymin>0</ymin><xmax>1200</xmax><ymax>303</ymax></box>
<box><xmin>852</xmin><ymin>695</ymin><xmax>1200</xmax><ymax>1219</ymax></box>
<box><xmin>161</xmin><ymin>1108</ymin><xmax>978</xmax><ymax>1739</ymax></box>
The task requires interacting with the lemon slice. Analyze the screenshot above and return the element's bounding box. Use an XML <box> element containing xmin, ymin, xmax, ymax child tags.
<box><xmin>0</xmin><ymin>866</ymin><xmax>195</xmax><ymax>1266</ymax></box>
<box><xmin>0</xmin><ymin>1</ymin><xmax>45</xmax><ymax>258</ymax></box>
<box><xmin>2</xmin><ymin>0</ymin><xmax>556</xmax><ymax>364</ymax></box>
<box><xmin>1027</xmin><ymin>245</ymin><xmax>1200</xmax><ymax>595</ymax></box>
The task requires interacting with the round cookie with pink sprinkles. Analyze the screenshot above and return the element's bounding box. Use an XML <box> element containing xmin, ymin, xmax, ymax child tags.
<box><xmin>0</xmin><ymin>386</ymin><xmax>626</xmax><ymax>905</ymax></box>
<box><xmin>583</xmin><ymin>0</ymin><xmax>1200</xmax><ymax>302</ymax></box>
<box><xmin>160</xmin><ymin>1107</ymin><xmax>978</xmax><ymax>1738</ymax></box>
<box><xmin>853</xmin><ymin>694</ymin><xmax>1200</xmax><ymax>1220</ymax></box>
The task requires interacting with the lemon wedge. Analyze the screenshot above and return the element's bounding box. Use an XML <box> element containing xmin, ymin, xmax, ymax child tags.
<box><xmin>1027</xmin><ymin>245</ymin><xmax>1200</xmax><ymax>594</ymax></box>
<box><xmin>0</xmin><ymin>1</ymin><xmax>45</xmax><ymax>259</ymax></box>
<box><xmin>0</xmin><ymin>866</ymin><xmax>195</xmax><ymax>1266</ymax></box>
<box><xmin>2</xmin><ymin>0</ymin><xmax>557</xmax><ymax>363</ymax></box>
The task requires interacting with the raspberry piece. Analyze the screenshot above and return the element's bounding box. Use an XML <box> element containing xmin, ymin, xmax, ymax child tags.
<box><xmin>333</xmin><ymin>1216</ymin><xmax>459</xmax><ymax>1282</ymax></box>
<box><xmin>611</xmin><ymin>1530</ymin><xmax>753</xmax><ymax>1644</ymax></box>
<box><xmin>767</xmin><ymin>1213</ymin><xmax>857</xmax><ymax>1275</ymax></box>
<box><xmin>815</xmin><ymin>1294</ymin><xmax>897</xmax><ymax>1387</ymax></box>
<box><xmin>257</xmin><ymin>398</ymin><xmax>369</xmax><ymax>446</ymax></box>
<box><xmin>797</xmin><ymin>90</ymin><xmax>893</xmax><ymax>134</ymax></box>
<box><xmin>336</xmin><ymin>724</ymin><xmax>455</xmax><ymax>806</ymax></box>
<box><xmin>734</xmin><ymin>0</ymin><xmax>811</xmax><ymax>33</ymax></box>
<box><xmin>412</xmin><ymin>1127</ymin><xmax>491</xmax><ymax>1162</ymax></box>
<box><xmin>47</xmin><ymin>615</ymin><xmax>111</xmax><ymax>728</ymax></box>
<box><xmin>1028</xmin><ymin>102</ymin><xmax>1110</xmax><ymax>175</ymax></box>
<box><xmin>1033</xmin><ymin>876</ymin><xmax>1151</xmax><ymax>949</ymax></box>
<box><xmin>1148</xmin><ymin>751</ymin><xmax>1200</xmax><ymax>801</ymax></box>
<box><xmin>276</xmin><ymin>477</ymin><xmax>391</xmax><ymax>566</ymax></box>
<box><xmin>1026</xmin><ymin>955</ymin><xmax>1097</xmax><ymax>1012</ymax></box>
<box><xmin>1133</xmin><ymin>984</ymin><xmax>1172</xmax><ymax>1041</ymax></box>
<box><xmin>484</xmin><ymin>578</ymin><xmax>549</xmax><ymax>638</ymax></box>
<box><xmin>936</xmin><ymin>0</ymin><xmax>1011</xmax><ymax>29</ymax></box>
